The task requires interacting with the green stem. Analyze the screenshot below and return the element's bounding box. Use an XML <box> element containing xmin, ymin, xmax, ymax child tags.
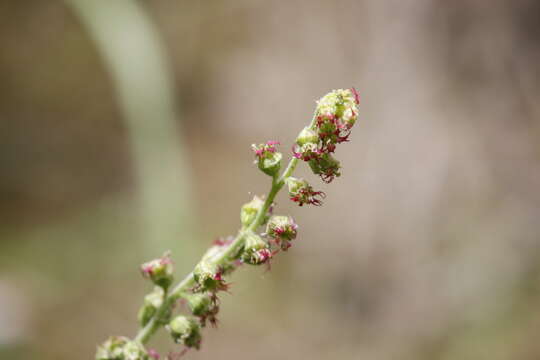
<box><xmin>279</xmin><ymin>158</ymin><xmax>298</xmax><ymax>185</ymax></box>
<box><xmin>134</xmin><ymin>113</ymin><xmax>318</xmax><ymax>345</ymax></box>
<box><xmin>135</xmin><ymin>275</ymin><xmax>194</xmax><ymax>343</ymax></box>
<box><xmin>134</xmin><ymin>158</ymin><xmax>298</xmax><ymax>345</ymax></box>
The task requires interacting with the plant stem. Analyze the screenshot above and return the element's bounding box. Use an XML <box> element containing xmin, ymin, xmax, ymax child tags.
<box><xmin>134</xmin><ymin>111</ymin><xmax>318</xmax><ymax>344</ymax></box>
<box><xmin>279</xmin><ymin>158</ymin><xmax>298</xmax><ymax>185</ymax></box>
<box><xmin>134</xmin><ymin>154</ymin><xmax>301</xmax><ymax>345</ymax></box>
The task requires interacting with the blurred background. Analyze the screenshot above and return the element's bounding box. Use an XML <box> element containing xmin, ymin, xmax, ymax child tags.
<box><xmin>1</xmin><ymin>0</ymin><xmax>540</xmax><ymax>359</ymax></box>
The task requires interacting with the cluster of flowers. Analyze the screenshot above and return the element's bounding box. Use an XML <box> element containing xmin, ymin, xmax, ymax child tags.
<box><xmin>228</xmin><ymin>195</ymin><xmax>297</xmax><ymax>269</ymax></box>
<box><xmin>157</xmin><ymin>191</ymin><xmax>300</xmax><ymax>357</ymax></box>
<box><xmin>252</xmin><ymin>142</ymin><xmax>327</xmax><ymax>207</ymax></box>
<box><xmin>152</xmin><ymin>199</ymin><xmax>296</xmax><ymax>356</ymax></box>
<box><xmin>119</xmin><ymin>209</ymin><xmax>298</xmax><ymax>360</ymax></box>
<box><xmin>96</xmin><ymin>88</ymin><xmax>360</xmax><ymax>360</ymax></box>
<box><xmin>241</xmin><ymin>214</ymin><xmax>298</xmax><ymax>259</ymax></box>
<box><xmin>122</xmin><ymin>251</ymin><xmax>228</xmax><ymax>359</ymax></box>
<box><xmin>293</xmin><ymin>88</ymin><xmax>359</xmax><ymax>183</ymax></box>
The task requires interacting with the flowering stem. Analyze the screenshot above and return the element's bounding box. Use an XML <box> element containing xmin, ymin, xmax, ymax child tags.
<box><xmin>134</xmin><ymin>158</ymin><xmax>296</xmax><ymax>345</ymax></box>
<box><xmin>135</xmin><ymin>276</ymin><xmax>191</xmax><ymax>344</ymax></box>
<box><xmin>99</xmin><ymin>89</ymin><xmax>360</xmax><ymax>358</ymax></box>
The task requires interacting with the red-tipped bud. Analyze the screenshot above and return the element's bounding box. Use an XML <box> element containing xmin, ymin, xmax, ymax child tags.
<box><xmin>241</xmin><ymin>232</ymin><xmax>272</xmax><ymax>265</ymax></box>
<box><xmin>252</xmin><ymin>141</ymin><xmax>282</xmax><ymax>176</ymax></box>
<box><xmin>193</xmin><ymin>260</ymin><xmax>229</xmax><ymax>293</ymax></box>
<box><xmin>286</xmin><ymin>177</ymin><xmax>325</xmax><ymax>206</ymax></box>
<box><xmin>266</xmin><ymin>215</ymin><xmax>298</xmax><ymax>251</ymax></box>
<box><xmin>140</xmin><ymin>252</ymin><xmax>174</xmax><ymax>289</ymax></box>
<box><xmin>315</xmin><ymin>88</ymin><xmax>358</xmax><ymax>131</ymax></box>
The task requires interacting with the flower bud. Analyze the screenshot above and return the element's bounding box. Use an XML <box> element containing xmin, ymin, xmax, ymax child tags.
<box><xmin>296</xmin><ymin>127</ymin><xmax>319</xmax><ymax>146</ymax></box>
<box><xmin>252</xmin><ymin>141</ymin><xmax>282</xmax><ymax>176</ymax></box>
<box><xmin>138</xmin><ymin>287</ymin><xmax>164</xmax><ymax>326</ymax></box>
<box><xmin>167</xmin><ymin>316</ymin><xmax>202</xmax><ymax>349</ymax></box>
<box><xmin>308</xmin><ymin>153</ymin><xmax>341</xmax><ymax>183</ymax></box>
<box><xmin>259</xmin><ymin>152</ymin><xmax>282</xmax><ymax>177</ymax></box>
<box><xmin>186</xmin><ymin>293</ymin><xmax>212</xmax><ymax>316</ymax></box>
<box><xmin>292</xmin><ymin>88</ymin><xmax>359</xmax><ymax>167</ymax></box>
<box><xmin>292</xmin><ymin>142</ymin><xmax>320</xmax><ymax>161</ymax></box>
<box><xmin>286</xmin><ymin>177</ymin><xmax>325</xmax><ymax>206</ymax></box>
<box><xmin>96</xmin><ymin>336</ymin><xmax>149</xmax><ymax>360</ymax></box>
<box><xmin>193</xmin><ymin>260</ymin><xmax>228</xmax><ymax>293</ymax></box>
<box><xmin>241</xmin><ymin>232</ymin><xmax>272</xmax><ymax>265</ymax></box>
<box><xmin>316</xmin><ymin>88</ymin><xmax>358</xmax><ymax>130</ymax></box>
<box><xmin>286</xmin><ymin>177</ymin><xmax>306</xmax><ymax>194</ymax></box>
<box><xmin>293</xmin><ymin>128</ymin><xmax>321</xmax><ymax>161</ymax></box>
<box><xmin>266</xmin><ymin>215</ymin><xmax>298</xmax><ymax>251</ymax></box>
<box><xmin>341</xmin><ymin>106</ymin><xmax>357</xmax><ymax>127</ymax></box>
<box><xmin>140</xmin><ymin>252</ymin><xmax>174</xmax><ymax>289</ymax></box>
<box><xmin>185</xmin><ymin>293</ymin><xmax>220</xmax><ymax>327</ymax></box>
<box><xmin>240</xmin><ymin>195</ymin><xmax>267</xmax><ymax>227</ymax></box>
<box><xmin>166</xmin><ymin>315</ymin><xmax>201</xmax><ymax>349</ymax></box>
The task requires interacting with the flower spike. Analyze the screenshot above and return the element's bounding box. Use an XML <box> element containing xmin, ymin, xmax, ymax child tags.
<box><xmin>97</xmin><ymin>87</ymin><xmax>360</xmax><ymax>359</ymax></box>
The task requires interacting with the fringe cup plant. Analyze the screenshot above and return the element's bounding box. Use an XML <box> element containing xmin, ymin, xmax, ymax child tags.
<box><xmin>96</xmin><ymin>88</ymin><xmax>360</xmax><ymax>360</ymax></box>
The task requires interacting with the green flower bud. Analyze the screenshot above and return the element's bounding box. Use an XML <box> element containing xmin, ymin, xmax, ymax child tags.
<box><xmin>266</xmin><ymin>215</ymin><xmax>298</xmax><ymax>251</ymax></box>
<box><xmin>266</xmin><ymin>215</ymin><xmax>298</xmax><ymax>241</ymax></box>
<box><xmin>308</xmin><ymin>153</ymin><xmax>341</xmax><ymax>183</ymax></box>
<box><xmin>286</xmin><ymin>177</ymin><xmax>307</xmax><ymax>195</ymax></box>
<box><xmin>316</xmin><ymin>92</ymin><xmax>339</xmax><ymax>120</ymax></box>
<box><xmin>252</xmin><ymin>141</ymin><xmax>282</xmax><ymax>176</ymax></box>
<box><xmin>296</xmin><ymin>127</ymin><xmax>319</xmax><ymax>146</ymax></box>
<box><xmin>258</xmin><ymin>151</ymin><xmax>282</xmax><ymax>176</ymax></box>
<box><xmin>240</xmin><ymin>195</ymin><xmax>265</xmax><ymax>227</ymax></box>
<box><xmin>286</xmin><ymin>177</ymin><xmax>325</xmax><ymax>206</ymax></box>
<box><xmin>137</xmin><ymin>306</ymin><xmax>155</xmax><ymax>328</ymax></box>
<box><xmin>241</xmin><ymin>232</ymin><xmax>272</xmax><ymax>265</ymax></box>
<box><xmin>96</xmin><ymin>336</ymin><xmax>149</xmax><ymax>360</ymax></box>
<box><xmin>292</xmin><ymin>127</ymin><xmax>322</xmax><ymax>161</ymax></box>
<box><xmin>185</xmin><ymin>293</ymin><xmax>220</xmax><ymax>327</ymax></box>
<box><xmin>316</xmin><ymin>88</ymin><xmax>358</xmax><ymax>130</ymax></box>
<box><xmin>167</xmin><ymin>316</ymin><xmax>202</xmax><ymax>349</ymax></box>
<box><xmin>140</xmin><ymin>252</ymin><xmax>174</xmax><ymax>289</ymax></box>
<box><xmin>137</xmin><ymin>287</ymin><xmax>164</xmax><ymax>326</ymax></box>
<box><xmin>193</xmin><ymin>260</ymin><xmax>228</xmax><ymax>292</ymax></box>
<box><xmin>295</xmin><ymin>89</ymin><xmax>358</xmax><ymax>167</ymax></box>
<box><xmin>186</xmin><ymin>293</ymin><xmax>212</xmax><ymax>317</ymax></box>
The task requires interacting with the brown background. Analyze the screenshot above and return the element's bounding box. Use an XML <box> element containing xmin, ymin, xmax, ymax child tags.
<box><xmin>1</xmin><ymin>1</ymin><xmax>539</xmax><ymax>359</ymax></box>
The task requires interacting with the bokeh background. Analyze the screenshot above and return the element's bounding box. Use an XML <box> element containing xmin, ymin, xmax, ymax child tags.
<box><xmin>1</xmin><ymin>1</ymin><xmax>540</xmax><ymax>359</ymax></box>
